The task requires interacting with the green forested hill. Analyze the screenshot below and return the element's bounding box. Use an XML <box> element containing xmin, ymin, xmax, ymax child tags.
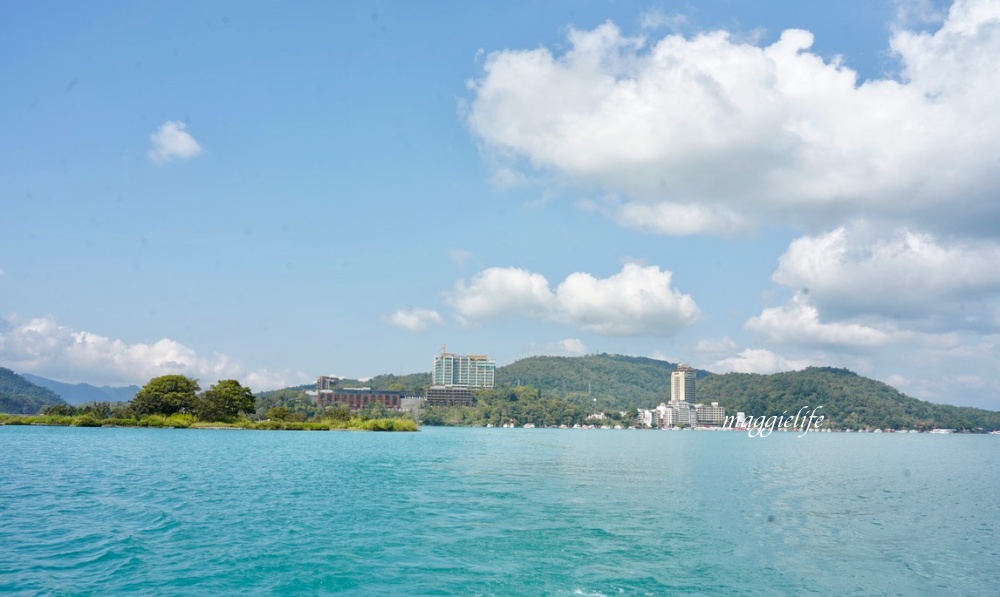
<box><xmin>496</xmin><ymin>354</ymin><xmax>709</xmax><ymax>408</ymax></box>
<box><xmin>0</xmin><ymin>367</ymin><xmax>68</xmax><ymax>414</ymax></box>
<box><xmin>697</xmin><ymin>367</ymin><xmax>1000</xmax><ymax>431</ymax></box>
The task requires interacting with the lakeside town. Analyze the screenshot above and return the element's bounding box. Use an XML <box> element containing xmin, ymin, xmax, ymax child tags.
<box><xmin>308</xmin><ymin>348</ymin><xmax>987</xmax><ymax>434</ymax></box>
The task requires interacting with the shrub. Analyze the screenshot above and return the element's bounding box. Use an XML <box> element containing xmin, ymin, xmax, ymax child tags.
<box><xmin>164</xmin><ymin>414</ymin><xmax>195</xmax><ymax>428</ymax></box>
<box><xmin>102</xmin><ymin>418</ymin><xmax>139</xmax><ymax>427</ymax></box>
<box><xmin>33</xmin><ymin>415</ymin><xmax>75</xmax><ymax>426</ymax></box>
<box><xmin>72</xmin><ymin>415</ymin><xmax>103</xmax><ymax>427</ymax></box>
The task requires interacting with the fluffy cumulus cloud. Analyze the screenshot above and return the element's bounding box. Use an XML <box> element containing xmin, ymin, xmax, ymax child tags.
<box><xmin>384</xmin><ymin>308</ymin><xmax>444</xmax><ymax>332</ymax></box>
<box><xmin>711</xmin><ymin>348</ymin><xmax>815</xmax><ymax>374</ymax></box>
<box><xmin>556</xmin><ymin>264</ymin><xmax>700</xmax><ymax>334</ymax></box>
<box><xmin>467</xmin><ymin>1</ymin><xmax>1000</xmax><ymax>234</ymax></box>
<box><xmin>0</xmin><ymin>314</ymin><xmax>306</xmax><ymax>390</ymax></box>
<box><xmin>446</xmin><ymin>263</ymin><xmax>699</xmax><ymax>336</ymax></box>
<box><xmin>447</xmin><ymin>267</ymin><xmax>556</xmax><ymax>320</ymax></box>
<box><xmin>773</xmin><ymin>226</ymin><xmax>1000</xmax><ymax>324</ymax></box>
<box><xmin>745</xmin><ymin>292</ymin><xmax>959</xmax><ymax>348</ymax></box>
<box><xmin>148</xmin><ymin>121</ymin><xmax>203</xmax><ymax>164</ymax></box>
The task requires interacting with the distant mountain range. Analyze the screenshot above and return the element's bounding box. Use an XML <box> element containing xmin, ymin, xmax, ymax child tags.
<box><xmin>20</xmin><ymin>374</ymin><xmax>140</xmax><ymax>405</ymax></box>
<box><xmin>0</xmin><ymin>367</ymin><xmax>140</xmax><ymax>413</ymax></box>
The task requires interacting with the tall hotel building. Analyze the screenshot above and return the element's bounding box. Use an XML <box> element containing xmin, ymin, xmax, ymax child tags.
<box><xmin>670</xmin><ymin>364</ymin><xmax>696</xmax><ymax>403</ymax></box>
<box><xmin>426</xmin><ymin>348</ymin><xmax>496</xmax><ymax>407</ymax></box>
<box><xmin>432</xmin><ymin>351</ymin><xmax>496</xmax><ymax>388</ymax></box>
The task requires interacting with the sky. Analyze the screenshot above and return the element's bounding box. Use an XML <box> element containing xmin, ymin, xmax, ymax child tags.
<box><xmin>3</xmin><ymin>0</ymin><xmax>1000</xmax><ymax>409</ymax></box>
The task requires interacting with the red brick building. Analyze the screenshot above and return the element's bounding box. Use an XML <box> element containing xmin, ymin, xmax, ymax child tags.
<box><xmin>316</xmin><ymin>388</ymin><xmax>403</xmax><ymax>410</ymax></box>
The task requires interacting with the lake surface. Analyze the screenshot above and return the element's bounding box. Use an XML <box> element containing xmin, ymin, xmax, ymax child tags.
<box><xmin>1</xmin><ymin>426</ymin><xmax>997</xmax><ymax>595</ymax></box>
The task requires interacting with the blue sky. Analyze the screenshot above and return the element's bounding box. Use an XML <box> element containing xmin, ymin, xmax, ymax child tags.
<box><xmin>4</xmin><ymin>0</ymin><xmax>1000</xmax><ymax>410</ymax></box>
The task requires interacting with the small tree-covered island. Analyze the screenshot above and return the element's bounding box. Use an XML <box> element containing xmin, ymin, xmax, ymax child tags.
<box><xmin>0</xmin><ymin>370</ymin><xmax>417</xmax><ymax>431</ymax></box>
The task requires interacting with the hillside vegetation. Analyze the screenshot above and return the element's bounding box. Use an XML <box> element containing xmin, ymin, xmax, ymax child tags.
<box><xmin>496</xmin><ymin>354</ymin><xmax>709</xmax><ymax>409</ymax></box>
<box><xmin>698</xmin><ymin>367</ymin><xmax>1000</xmax><ymax>431</ymax></box>
<box><xmin>0</xmin><ymin>367</ymin><xmax>68</xmax><ymax>414</ymax></box>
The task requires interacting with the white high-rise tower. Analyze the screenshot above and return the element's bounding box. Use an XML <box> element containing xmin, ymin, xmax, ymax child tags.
<box><xmin>670</xmin><ymin>364</ymin><xmax>696</xmax><ymax>404</ymax></box>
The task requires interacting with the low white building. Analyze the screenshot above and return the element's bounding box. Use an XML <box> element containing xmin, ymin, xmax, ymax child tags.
<box><xmin>637</xmin><ymin>409</ymin><xmax>658</xmax><ymax>428</ymax></box>
<box><xmin>655</xmin><ymin>403</ymin><xmax>675</xmax><ymax>427</ymax></box>
<box><xmin>695</xmin><ymin>402</ymin><xmax>726</xmax><ymax>425</ymax></box>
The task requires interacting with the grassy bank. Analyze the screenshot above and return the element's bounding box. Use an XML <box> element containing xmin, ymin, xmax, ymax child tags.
<box><xmin>0</xmin><ymin>413</ymin><xmax>419</xmax><ymax>431</ymax></box>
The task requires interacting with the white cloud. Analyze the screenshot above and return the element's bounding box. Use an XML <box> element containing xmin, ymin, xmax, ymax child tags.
<box><xmin>694</xmin><ymin>337</ymin><xmax>739</xmax><ymax>357</ymax></box>
<box><xmin>448</xmin><ymin>249</ymin><xmax>472</xmax><ymax>265</ymax></box>
<box><xmin>384</xmin><ymin>308</ymin><xmax>444</xmax><ymax>332</ymax></box>
<box><xmin>535</xmin><ymin>338</ymin><xmax>589</xmax><ymax>357</ymax></box>
<box><xmin>650</xmin><ymin>350</ymin><xmax>677</xmax><ymax>363</ymax></box>
<box><xmin>148</xmin><ymin>121</ymin><xmax>203</xmax><ymax>164</ymax></box>
<box><xmin>774</xmin><ymin>226</ymin><xmax>1000</xmax><ymax>321</ymax></box>
<box><xmin>489</xmin><ymin>166</ymin><xmax>533</xmax><ymax>189</ymax></box>
<box><xmin>447</xmin><ymin>267</ymin><xmax>556</xmax><ymax>320</ymax></box>
<box><xmin>0</xmin><ymin>314</ymin><xmax>305</xmax><ymax>391</ymax></box>
<box><xmin>711</xmin><ymin>348</ymin><xmax>814</xmax><ymax>374</ymax></box>
<box><xmin>894</xmin><ymin>0</ymin><xmax>948</xmax><ymax>26</ymax></box>
<box><xmin>446</xmin><ymin>263</ymin><xmax>699</xmax><ymax>336</ymax></box>
<box><xmin>467</xmin><ymin>2</ymin><xmax>1000</xmax><ymax>235</ymax></box>
<box><xmin>556</xmin><ymin>264</ymin><xmax>700</xmax><ymax>335</ymax></box>
<box><xmin>745</xmin><ymin>292</ymin><xmax>959</xmax><ymax>348</ymax></box>
<box><xmin>884</xmin><ymin>373</ymin><xmax>912</xmax><ymax>388</ymax></box>
<box><xmin>612</xmin><ymin>199</ymin><xmax>748</xmax><ymax>236</ymax></box>
<box><xmin>640</xmin><ymin>9</ymin><xmax>687</xmax><ymax>31</ymax></box>
<box><xmin>953</xmin><ymin>374</ymin><xmax>984</xmax><ymax>387</ymax></box>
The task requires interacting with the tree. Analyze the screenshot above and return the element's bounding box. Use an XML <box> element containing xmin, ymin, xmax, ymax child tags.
<box><xmin>197</xmin><ymin>379</ymin><xmax>256</xmax><ymax>421</ymax></box>
<box><xmin>323</xmin><ymin>404</ymin><xmax>353</xmax><ymax>422</ymax></box>
<box><xmin>267</xmin><ymin>406</ymin><xmax>290</xmax><ymax>421</ymax></box>
<box><xmin>132</xmin><ymin>375</ymin><xmax>200</xmax><ymax>416</ymax></box>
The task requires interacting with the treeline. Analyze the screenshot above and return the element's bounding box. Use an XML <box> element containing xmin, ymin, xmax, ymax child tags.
<box><xmin>420</xmin><ymin>386</ymin><xmax>633</xmax><ymax>427</ymax></box>
<box><xmin>2</xmin><ymin>374</ymin><xmax>416</xmax><ymax>431</ymax></box>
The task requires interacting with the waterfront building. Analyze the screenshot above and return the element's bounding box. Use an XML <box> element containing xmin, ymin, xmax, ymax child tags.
<box><xmin>424</xmin><ymin>386</ymin><xmax>475</xmax><ymax>407</ymax></box>
<box><xmin>638</xmin><ymin>409</ymin><xmax>658</xmax><ymax>428</ymax></box>
<box><xmin>655</xmin><ymin>403</ymin><xmax>676</xmax><ymax>427</ymax></box>
<box><xmin>400</xmin><ymin>396</ymin><xmax>425</xmax><ymax>416</ymax></box>
<box><xmin>426</xmin><ymin>348</ymin><xmax>496</xmax><ymax>407</ymax></box>
<box><xmin>316</xmin><ymin>375</ymin><xmax>340</xmax><ymax>391</ymax></box>
<box><xmin>696</xmin><ymin>402</ymin><xmax>726</xmax><ymax>425</ymax></box>
<box><xmin>670</xmin><ymin>364</ymin><xmax>696</xmax><ymax>403</ymax></box>
<box><xmin>316</xmin><ymin>387</ymin><xmax>404</xmax><ymax>410</ymax></box>
<box><xmin>673</xmin><ymin>401</ymin><xmax>697</xmax><ymax>426</ymax></box>
<box><xmin>432</xmin><ymin>349</ymin><xmax>496</xmax><ymax>388</ymax></box>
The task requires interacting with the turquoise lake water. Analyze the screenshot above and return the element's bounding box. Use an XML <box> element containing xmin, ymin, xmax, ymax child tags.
<box><xmin>1</xmin><ymin>426</ymin><xmax>998</xmax><ymax>595</ymax></box>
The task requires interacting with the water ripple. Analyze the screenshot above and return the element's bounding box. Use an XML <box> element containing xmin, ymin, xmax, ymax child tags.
<box><xmin>1</xmin><ymin>427</ymin><xmax>998</xmax><ymax>595</ymax></box>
